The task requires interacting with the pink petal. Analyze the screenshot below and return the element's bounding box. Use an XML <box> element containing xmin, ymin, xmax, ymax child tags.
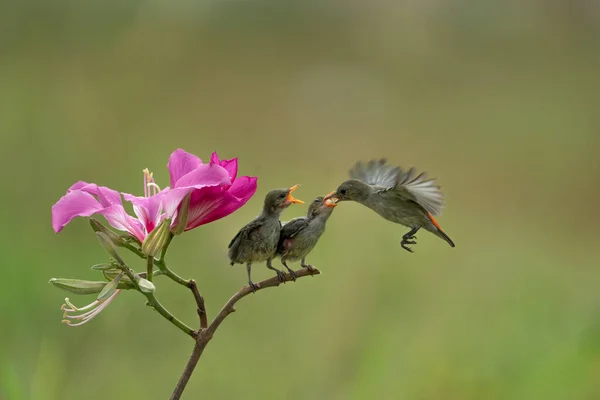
<box><xmin>168</xmin><ymin>149</ymin><xmax>203</xmax><ymax>187</ymax></box>
<box><xmin>162</xmin><ymin>187</ymin><xmax>195</xmax><ymax>219</ymax></box>
<box><xmin>175</xmin><ymin>163</ymin><xmax>232</xmax><ymax>188</ymax></box>
<box><xmin>97</xmin><ymin>205</ymin><xmax>146</xmax><ymax>242</ymax></box>
<box><xmin>210</xmin><ymin>152</ymin><xmax>238</xmax><ymax>180</ymax></box>
<box><xmin>69</xmin><ymin>182</ymin><xmax>123</xmax><ymax>207</ymax></box>
<box><xmin>52</xmin><ymin>190</ymin><xmax>104</xmax><ymax>233</ymax></box>
<box><xmin>228</xmin><ymin>175</ymin><xmax>257</xmax><ymax>199</ymax></box>
<box><xmin>123</xmin><ymin>192</ymin><xmax>164</xmax><ymax>233</ymax></box>
<box><xmin>185</xmin><ymin>176</ymin><xmax>258</xmax><ymax>230</ymax></box>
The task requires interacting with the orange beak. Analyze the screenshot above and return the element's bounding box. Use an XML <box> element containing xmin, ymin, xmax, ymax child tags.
<box><xmin>323</xmin><ymin>191</ymin><xmax>338</xmax><ymax>207</ymax></box>
<box><xmin>286</xmin><ymin>184</ymin><xmax>304</xmax><ymax>204</ymax></box>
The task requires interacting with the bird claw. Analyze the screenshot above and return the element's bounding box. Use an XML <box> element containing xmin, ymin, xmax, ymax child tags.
<box><xmin>249</xmin><ymin>281</ymin><xmax>259</xmax><ymax>293</ymax></box>
<box><xmin>287</xmin><ymin>269</ymin><xmax>297</xmax><ymax>281</ymax></box>
<box><xmin>401</xmin><ymin>244</ymin><xmax>414</xmax><ymax>253</ymax></box>
<box><xmin>275</xmin><ymin>270</ymin><xmax>286</xmax><ymax>283</ymax></box>
<box><xmin>302</xmin><ymin>264</ymin><xmax>316</xmax><ymax>276</ymax></box>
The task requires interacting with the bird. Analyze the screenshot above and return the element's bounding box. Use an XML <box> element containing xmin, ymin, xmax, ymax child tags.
<box><xmin>324</xmin><ymin>159</ymin><xmax>455</xmax><ymax>252</ymax></box>
<box><xmin>228</xmin><ymin>185</ymin><xmax>305</xmax><ymax>291</ymax></box>
<box><xmin>276</xmin><ymin>195</ymin><xmax>337</xmax><ymax>280</ymax></box>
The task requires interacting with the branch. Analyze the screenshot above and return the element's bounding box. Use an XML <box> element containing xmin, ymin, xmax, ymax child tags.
<box><xmin>170</xmin><ymin>267</ymin><xmax>320</xmax><ymax>400</ymax></box>
<box><xmin>187</xmin><ymin>280</ymin><xmax>208</xmax><ymax>329</ymax></box>
<box><xmin>209</xmin><ymin>267</ymin><xmax>320</xmax><ymax>336</ymax></box>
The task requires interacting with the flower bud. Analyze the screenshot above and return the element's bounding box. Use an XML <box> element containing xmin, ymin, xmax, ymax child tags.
<box><xmin>49</xmin><ymin>277</ymin><xmax>133</xmax><ymax>295</ymax></box>
<box><xmin>102</xmin><ymin>270</ymin><xmax>132</xmax><ymax>283</ymax></box>
<box><xmin>141</xmin><ymin>218</ymin><xmax>171</xmax><ymax>257</ymax></box>
<box><xmin>171</xmin><ymin>192</ymin><xmax>191</xmax><ymax>235</ymax></box>
<box><xmin>91</xmin><ymin>263</ymin><xmax>116</xmax><ymax>271</ymax></box>
<box><xmin>96</xmin><ymin>232</ymin><xmax>126</xmax><ymax>266</ymax></box>
<box><xmin>49</xmin><ymin>278</ymin><xmax>107</xmax><ymax>295</ymax></box>
<box><xmin>89</xmin><ymin>218</ymin><xmax>124</xmax><ymax>246</ymax></box>
<box><xmin>135</xmin><ymin>276</ymin><xmax>156</xmax><ymax>293</ymax></box>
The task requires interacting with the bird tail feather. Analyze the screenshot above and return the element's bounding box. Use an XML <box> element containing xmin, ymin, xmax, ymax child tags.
<box><xmin>427</xmin><ymin>212</ymin><xmax>455</xmax><ymax>248</ymax></box>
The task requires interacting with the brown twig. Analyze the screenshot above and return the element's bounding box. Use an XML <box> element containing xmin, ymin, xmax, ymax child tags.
<box><xmin>187</xmin><ymin>279</ymin><xmax>208</xmax><ymax>329</ymax></box>
<box><xmin>169</xmin><ymin>267</ymin><xmax>320</xmax><ymax>400</ymax></box>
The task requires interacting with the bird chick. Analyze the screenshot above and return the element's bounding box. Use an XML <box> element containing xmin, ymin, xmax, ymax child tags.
<box><xmin>276</xmin><ymin>195</ymin><xmax>336</xmax><ymax>280</ymax></box>
<box><xmin>228</xmin><ymin>185</ymin><xmax>304</xmax><ymax>291</ymax></box>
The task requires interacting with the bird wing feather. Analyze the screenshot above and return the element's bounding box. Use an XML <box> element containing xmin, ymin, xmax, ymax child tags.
<box><xmin>349</xmin><ymin>159</ymin><xmax>400</xmax><ymax>188</ymax></box>
<box><xmin>393</xmin><ymin>167</ymin><xmax>444</xmax><ymax>216</ymax></box>
<box><xmin>228</xmin><ymin>219</ymin><xmax>264</xmax><ymax>248</ymax></box>
<box><xmin>277</xmin><ymin>217</ymin><xmax>309</xmax><ymax>254</ymax></box>
<box><xmin>350</xmin><ymin>159</ymin><xmax>445</xmax><ymax>216</ymax></box>
<box><xmin>280</xmin><ymin>217</ymin><xmax>309</xmax><ymax>239</ymax></box>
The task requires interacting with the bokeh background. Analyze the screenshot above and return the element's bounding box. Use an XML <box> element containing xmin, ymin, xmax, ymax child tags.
<box><xmin>2</xmin><ymin>1</ymin><xmax>600</xmax><ymax>399</ymax></box>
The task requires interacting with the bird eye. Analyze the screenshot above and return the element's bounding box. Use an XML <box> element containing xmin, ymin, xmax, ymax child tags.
<box><xmin>340</xmin><ymin>189</ymin><xmax>347</xmax><ymax>195</ymax></box>
<box><xmin>278</xmin><ymin>193</ymin><xmax>286</xmax><ymax>199</ymax></box>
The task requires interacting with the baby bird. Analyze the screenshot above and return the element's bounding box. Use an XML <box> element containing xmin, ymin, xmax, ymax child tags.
<box><xmin>276</xmin><ymin>195</ymin><xmax>337</xmax><ymax>280</ymax></box>
<box><xmin>228</xmin><ymin>185</ymin><xmax>304</xmax><ymax>291</ymax></box>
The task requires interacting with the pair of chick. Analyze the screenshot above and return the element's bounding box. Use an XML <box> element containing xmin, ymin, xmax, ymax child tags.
<box><xmin>228</xmin><ymin>185</ymin><xmax>336</xmax><ymax>291</ymax></box>
<box><xmin>229</xmin><ymin>159</ymin><xmax>456</xmax><ymax>290</ymax></box>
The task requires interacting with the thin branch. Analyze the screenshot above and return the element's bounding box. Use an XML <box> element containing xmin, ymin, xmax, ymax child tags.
<box><xmin>187</xmin><ymin>280</ymin><xmax>208</xmax><ymax>329</ymax></box>
<box><xmin>112</xmin><ymin>257</ymin><xmax>195</xmax><ymax>338</ymax></box>
<box><xmin>145</xmin><ymin>295</ymin><xmax>195</xmax><ymax>338</ymax></box>
<box><xmin>170</xmin><ymin>267</ymin><xmax>320</xmax><ymax>400</ymax></box>
<box><xmin>208</xmin><ymin>267</ymin><xmax>320</xmax><ymax>336</ymax></box>
<box><xmin>169</xmin><ymin>339</ymin><xmax>207</xmax><ymax>400</ymax></box>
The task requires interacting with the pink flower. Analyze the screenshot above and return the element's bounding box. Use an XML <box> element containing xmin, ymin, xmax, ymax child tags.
<box><xmin>168</xmin><ymin>149</ymin><xmax>258</xmax><ymax>231</ymax></box>
<box><xmin>52</xmin><ymin>149</ymin><xmax>257</xmax><ymax>239</ymax></box>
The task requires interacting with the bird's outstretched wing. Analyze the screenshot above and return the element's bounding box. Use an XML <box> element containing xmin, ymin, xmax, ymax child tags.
<box><xmin>349</xmin><ymin>159</ymin><xmax>400</xmax><ymax>189</ymax></box>
<box><xmin>394</xmin><ymin>167</ymin><xmax>444</xmax><ymax>216</ymax></box>
<box><xmin>350</xmin><ymin>159</ymin><xmax>445</xmax><ymax>216</ymax></box>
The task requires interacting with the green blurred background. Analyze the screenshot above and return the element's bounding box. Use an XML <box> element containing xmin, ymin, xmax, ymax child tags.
<box><xmin>1</xmin><ymin>1</ymin><xmax>600</xmax><ymax>399</ymax></box>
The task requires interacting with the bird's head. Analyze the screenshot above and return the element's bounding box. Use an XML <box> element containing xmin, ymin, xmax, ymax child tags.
<box><xmin>307</xmin><ymin>195</ymin><xmax>337</xmax><ymax>218</ymax></box>
<box><xmin>324</xmin><ymin>180</ymin><xmax>370</xmax><ymax>204</ymax></box>
<box><xmin>264</xmin><ymin>185</ymin><xmax>305</xmax><ymax>214</ymax></box>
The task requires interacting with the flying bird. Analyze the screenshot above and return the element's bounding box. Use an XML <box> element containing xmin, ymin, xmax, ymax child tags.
<box><xmin>325</xmin><ymin>159</ymin><xmax>454</xmax><ymax>252</ymax></box>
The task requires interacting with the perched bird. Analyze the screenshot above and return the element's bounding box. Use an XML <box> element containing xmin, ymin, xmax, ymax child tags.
<box><xmin>276</xmin><ymin>195</ymin><xmax>337</xmax><ymax>280</ymax></box>
<box><xmin>228</xmin><ymin>185</ymin><xmax>305</xmax><ymax>291</ymax></box>
<box><xmin>325</xmin><ymin>159</ymin><xmax>455</xmax><ymax>252</ymax></box>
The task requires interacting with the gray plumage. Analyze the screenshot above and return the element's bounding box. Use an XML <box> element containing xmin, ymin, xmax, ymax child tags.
<box><xmin>228</xmin><ymin>186</ymin><xmax>304</xmax><ymax>290</ymax></box>
<box><xmin>276</xmin><ymin>196</ymin><xmax>336</xmax><ymax>278</ymax></box>
<box><xmin>327</xmin><ymin>159</ymin><xmax>454</xmax><ymax>252</ymax></box>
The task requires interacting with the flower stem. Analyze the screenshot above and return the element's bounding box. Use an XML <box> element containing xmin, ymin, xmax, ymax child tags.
<box><xmin>146</xmin><ymin>256</ymin><xmax>153</xmax><ymax>282</ymax></box>
<box><xmin>156</xmin><ymin>260</ymin><xmax>189</xmax><ymax>287</ymax></box>
<box><xmin>113</xmin><ymin>259</ymin><xmax>195</xmax><ymax>338</ymax></box>
<box><xmin>145</xmin><ymin>294</ymin><xmax>194</xmax><ymax>338</ymax></box>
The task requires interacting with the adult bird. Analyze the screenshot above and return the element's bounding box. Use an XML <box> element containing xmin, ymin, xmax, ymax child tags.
<box><xmin>228</xmin><ymin>185</ymin><xmax>304</xmax><ymax>291</ymax></box>
<box><xmin>276</xmin><ymin>195</ymin><xmax>337</xmax><ymax>280</ymax></box>
<box><xmin>325</xmin><ymin>159</ymin><xmax>455</xmax><ymax>252</ymax></box>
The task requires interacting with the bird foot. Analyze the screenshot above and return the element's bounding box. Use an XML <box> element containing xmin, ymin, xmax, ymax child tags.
<box><xmin>301</xmin><ymin>264</ymin><xmax>316</xmax><ymax>276</ymax></box>
<box><xmin>286</xmin><ymin>269</ymin><xmax>297</xmax><ymax>281</ymax></box>
<box><xmin>274</xmin><ymin>269</ymin><xmax>286</xmax><ymax>283</ymax></box>
<box><xmin>400</xmin><ymin>238</ymin><xmax>417</xmax><ymax>252</ymax></box>
<box><xmin>248</xmin><ymin>281</ymin><xmax>259</xmax><ymax>293</ymax></box>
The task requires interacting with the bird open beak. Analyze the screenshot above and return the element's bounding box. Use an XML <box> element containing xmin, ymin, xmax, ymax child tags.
<box><xmin>323</xmin><ymin>191</ymin><xmax>338</xmax><ymax>207</ymax></box>
<box><xmin>286</xmin><ymin>184</ymin><xmax>305</xmax><ymax>204</ymax></box>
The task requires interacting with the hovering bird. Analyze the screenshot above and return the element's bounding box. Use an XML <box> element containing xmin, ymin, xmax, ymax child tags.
<box><xmin>228</xmin><ymin>185</ymin><xmax>304</xmax><ymax>291</ymax></box>
<box><xmin>325</xmin><ymin>159</ymin><xmax>454</xmax><ymax>252</ymax></box>
<box><xmin>276</xmin><ymin>195</ymin><xmax>337</xmax><ymax>280</ymax></box>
